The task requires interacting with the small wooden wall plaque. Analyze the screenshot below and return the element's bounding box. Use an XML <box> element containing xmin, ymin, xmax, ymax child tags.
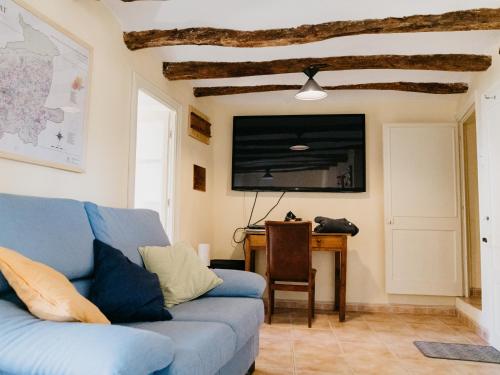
<box><xmin>189</xmin><ymin>106</ymin><xmax>211</xmax><ymax>145</ymax></box>
<box><xmin>193</xmin><ymin>164</ymin><xmax>206</xmax><ymax>192</ymax></box>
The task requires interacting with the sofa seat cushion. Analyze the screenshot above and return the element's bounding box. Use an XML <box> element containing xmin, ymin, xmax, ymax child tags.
<box><xmin>126</xmin><ymin>321</ymin><xmax>237</xmax><ymax>375</ymax></box>
<box><xmin>0</xmin><ymin>300</ymin><xmax>174</xmax><ymax>375</ymax></box>
<box><xmin>169</xmin><ymin>297</ymin><xmax>264</xmax><ymax>350</ymax></box>
<box><xmin>0</xmin><ymin>194</ymin><xmax>95</xmax><ymax>295</ymax></box>
<box><xmin>84</xmin><ymin>202</ymin><xmax>169</xmax><ymax>266</ymax></box>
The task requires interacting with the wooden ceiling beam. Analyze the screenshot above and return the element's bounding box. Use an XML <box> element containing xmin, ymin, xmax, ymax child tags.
<box><xmin>123</xmin><ymin>8</ymin><xmax>500</xmax><ymax>50</ymax></box>
<box><xmin>193</xmin><ymin>82</ymin><xmax>468</xmax><ymax>97</ymax></box>
<box><xmin>165</xmin><ymin>54</ymin><xmax>490</xmax><ymax>80</ymax></box>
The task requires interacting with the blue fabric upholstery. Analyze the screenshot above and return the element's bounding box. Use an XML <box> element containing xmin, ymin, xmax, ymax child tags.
<box><xmin>207</xmin><ymin>269</ymin><xmax>266</xmax><ymax>298</ymax></box>
<box><xmin>0</xmin><ymin>194</ymin><xmax>263</xmax><ymax>375</ymax></box>
<box><xmin>170</xmin><ymin>297</ymin><xmax>264</xmax><ymax>350</ymax></box>
<box><xmin>0</xmin><ymin>300</ymin><xmax>174</xmax><ymax>375</ymax></box>
<box><xmin>127</xmin><ymin>321</ymin><xmax>236</xmax><ymax>375</ymax></box>
<box><xmin>84</xmin><ymin>202</ymin><xmax>169</xmax><ymax>266</ymax></box>
<box><xmin>0</xmin><ymin>193</ymin><xmax>94</xmax><ymax>294</ymax></box>
<box><xmin>216</xmin><ymin>334</ymin><xmax>259</xmax><ymax>375</ymax></box>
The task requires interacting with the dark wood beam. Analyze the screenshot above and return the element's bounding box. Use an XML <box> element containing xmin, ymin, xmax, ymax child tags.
<box><xmin>193</xmin><ymin>82</ymin><xmax>468</xmax><ymax>97</ymax></box>
<box><xmin>123</xmin><ymin>8</ymin><xmax>500</xmax><ymax>50</ymax></box>
<box><xmin>165</xmin><ymin>55</ymin><xmax>490</xmax><ymax>80</ymax></box>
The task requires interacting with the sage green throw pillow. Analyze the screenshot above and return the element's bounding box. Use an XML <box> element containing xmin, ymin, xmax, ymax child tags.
<box><xmin>139</xmin><ymin>242</ymin><xmax>223</xmax><ymax>308</ymax></box>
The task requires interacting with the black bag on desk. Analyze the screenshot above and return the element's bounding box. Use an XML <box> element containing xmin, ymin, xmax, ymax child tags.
<box><xmin>313</xmin><ymin>216</ymin><xmax>359</xmax><ymax>236</ymax></box>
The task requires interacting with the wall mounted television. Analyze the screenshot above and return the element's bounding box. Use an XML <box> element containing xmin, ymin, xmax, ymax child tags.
<box><xmin>232</xmin><ymin>114</ymin><xmax>366</xmax><ymax>192</ymax></box>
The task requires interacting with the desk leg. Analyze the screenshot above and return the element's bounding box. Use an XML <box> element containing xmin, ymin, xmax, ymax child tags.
<box><xmin>334</xmin><ymin>252</ymin><xmax>340</xmax><ymax>312</ymax></box>
<box><xmin>244</xmin><ymin>241</ymin><xmax>251</xmax><ymax>272</ymax></box>
<box><xmin>339</xmin><ymin>239</ymin><xmax>347</xmax><ymax>322</ymax></box>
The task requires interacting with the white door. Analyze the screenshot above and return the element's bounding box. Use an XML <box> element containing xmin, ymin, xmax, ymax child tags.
<box><xmin>478</xmin><ymin>88</ymin><xmax>500</xmax><ymax>348</ymax></box>
<box><xmin>384</xmin><ymin>123</ymin><xmax>462</xmax><ymax>295</ymax></box>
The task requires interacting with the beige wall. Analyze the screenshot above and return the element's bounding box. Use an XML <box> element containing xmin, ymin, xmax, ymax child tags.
<box><xmin>208</xmin><ymin>91</ymin><xmax>462</xmax><ymax>305</ymax></box>
<box><xmin>0</xmin><ymin>0</ymin><xmax>216</xmax><ymax>247</ymax></box>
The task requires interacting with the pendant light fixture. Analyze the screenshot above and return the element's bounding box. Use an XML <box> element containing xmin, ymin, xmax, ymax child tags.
<box><xmin>262</xmin><ymin>169</ymin><xmax>274</xmax><ymax>180</ymax></box>
<box><xmin>295</xmin><ymin>65</ymin><xmax>327</xmax><ymax>101</ymax></box>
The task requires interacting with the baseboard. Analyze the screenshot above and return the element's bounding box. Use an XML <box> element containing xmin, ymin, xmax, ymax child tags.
<box><xmin>469</xmin><ymin>287</ymin><xmax>482</xmax><ymax>298</ymax></box>
<box><xmin>455</xmin><ymin>297</ymin><xmax>489</xmax><ymax>343</ymax></box>
<box><xmin>269</xmin><ymin>298</ymin><xmax>456</xmax><ymax>316</ymax></box>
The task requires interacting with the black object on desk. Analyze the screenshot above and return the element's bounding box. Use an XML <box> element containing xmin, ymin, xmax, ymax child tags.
<box><xmin>210</xmin><ymin>259</ymin><xmax>245</xmax><ymax>271</ymax></box>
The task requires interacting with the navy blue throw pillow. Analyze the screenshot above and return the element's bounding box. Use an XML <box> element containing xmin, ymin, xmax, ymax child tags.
<box><xmin>89</xmin><ymin>239</ymin><xmax>172</xmax><ymax>323</ymax></box>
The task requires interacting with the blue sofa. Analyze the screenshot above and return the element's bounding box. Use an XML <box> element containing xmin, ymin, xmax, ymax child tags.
<box><xmin>0</xmin><ymin>193</ymin><xmax>265</xmax><ymax>375</ymax></box>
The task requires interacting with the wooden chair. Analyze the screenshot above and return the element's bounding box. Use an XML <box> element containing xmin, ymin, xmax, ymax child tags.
<box><xmin>265</xmin><ymin>221</ymin><xmax>316</xmax><ymax>328</ymax></box>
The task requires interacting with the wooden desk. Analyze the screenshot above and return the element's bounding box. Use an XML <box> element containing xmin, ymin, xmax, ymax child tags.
<box><xmin>244</xmin><ymin>231</ymin><xmax>348</xmax><ymax>322</ymax></box>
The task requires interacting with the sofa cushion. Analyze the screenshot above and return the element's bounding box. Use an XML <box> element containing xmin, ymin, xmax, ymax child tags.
<box><xmin>170</xmin><ymin>297</ymin><xmax>264</xmax><ymax>351</ymax></box>
<box><xmin>139</xmin><ymin>243</ymin><xmax>222</xmax><ymax>308</ymax></box>
<box><xmin>0</xmin><ymin>194</ymin><xmax>94</xmax><ymax>295</ymax></box>
<box><xmin>84</xmin><ymin>202</ymin><xmax>169</xmax><ymax>266</ymax></box>
<box><xmin>0</xmin><ymin>247</ymin><xmax>109</xmax><ymax>324</ymax></box>
<box><xmin>89</xmin><ymin>240</ymin><xmax>172</xmax><ymax>323</ymax></box>
<box><xmin>0</xmin><ymin>300</ymin><xmax>174</xmax><ymax>375</ymax></box>
<box><xmin>207</xmin><ymin>269</ymin><xmax>266</xmax><ymax>299</ymax></box>
<box><xmin>126</xmin><ymin>320</ymin><xmax>236</xmax><ymax>375</ymax></box>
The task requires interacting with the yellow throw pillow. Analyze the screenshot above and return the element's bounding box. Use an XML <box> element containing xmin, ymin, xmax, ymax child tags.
<box><xmin>0</xmin><ymin>247</ymin><xmax>109</xmax><ymax>324</ymax></box>
<box><xmin>139</xmin><ymin>242</ymin><xmax>223</xmax><ymax>308</ymax></box>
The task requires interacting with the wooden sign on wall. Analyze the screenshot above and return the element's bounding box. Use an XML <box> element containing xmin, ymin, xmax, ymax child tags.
<box><xmin>189</xmin><ymin>106</ymin><xmax>211</xmax><ymax>145</ymax></box>
<box><xmin>193</xmin><ymin>164</ymin><xmax>206</xmax><ymax>192</ymax></box>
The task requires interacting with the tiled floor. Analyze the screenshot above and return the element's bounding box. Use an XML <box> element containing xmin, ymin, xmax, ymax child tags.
<box><xmin>254</xmin><ymin>310</ymin><xmax>500</xmax><ymax>375</ymax></box>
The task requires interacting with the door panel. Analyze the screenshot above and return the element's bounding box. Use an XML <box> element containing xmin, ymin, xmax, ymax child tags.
<box><xmin>384</xmin><ymin>123</ymin><xmax>462</xmax><ymax>296</ymax></box>
<box><xmin>389</xmin><ymin>127</ymin><xmax>458</xmax><ymax>218</ymax></box>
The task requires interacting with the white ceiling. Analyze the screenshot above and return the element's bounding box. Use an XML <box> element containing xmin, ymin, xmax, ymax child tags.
<box><xmin>102</xmin><ymin>0</ymin><xmax>500</xmax><ymax>95</ymax></box>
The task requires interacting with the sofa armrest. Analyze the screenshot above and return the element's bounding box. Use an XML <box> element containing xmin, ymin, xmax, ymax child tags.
<box><xmin>0</xmin><ymin>300</ymin><xmax>174</xmax><ymax>375</ymax></box>
<box><xmin>206</xmin><ymin>269</ymin><xmax>266</xmax><ymax>298</ymax></box>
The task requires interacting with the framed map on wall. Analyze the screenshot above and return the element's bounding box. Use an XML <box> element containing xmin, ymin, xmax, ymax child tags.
<box><xmin>0</xmin><ymin>0</ymin><xmax>91</xmax><ymax>172</ymax></box>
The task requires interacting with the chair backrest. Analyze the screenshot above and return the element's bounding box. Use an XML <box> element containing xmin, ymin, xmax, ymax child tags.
<box><xmin>265</xmin><ymin>221</ymin><xmax>312</xmax><ymax>282</ymax></box>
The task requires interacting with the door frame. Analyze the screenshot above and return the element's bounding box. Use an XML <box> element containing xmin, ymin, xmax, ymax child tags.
<box><xmin>128</xmin><ymin>72</ymin><xmax>182</xmax><ymax>242</ymax></box>
<box><xmin>457</xmin><ymin>103</ymin><xmax>476</xmax><ymax>297</ymax></box>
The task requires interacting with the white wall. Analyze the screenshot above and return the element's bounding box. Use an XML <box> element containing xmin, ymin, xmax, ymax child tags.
<box><xmin>207</xmin><ymin>90</ymin><xmax>464</xmax><ymax>306</ymax></box>
<box><xmin>0</xmin><ymin>0</ymin><xmax>216</xmax><ymax>248</ymax></box>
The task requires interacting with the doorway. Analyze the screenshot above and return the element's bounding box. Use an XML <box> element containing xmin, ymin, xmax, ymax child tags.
<box><xmin>129</xmin><ymin>77</ymin><xmax>178</xmax><ymax>242</ymax></box>
<box><xmin>462</xmin><ymin>112</ymin><xmax>482</xmax><ymax>310</ymax></box>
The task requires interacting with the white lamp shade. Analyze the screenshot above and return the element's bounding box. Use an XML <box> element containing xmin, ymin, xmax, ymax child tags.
<box><xmin>295</xmin><ymin>78</ymin><xmax>328</xmax><ymax>101</ymax></box>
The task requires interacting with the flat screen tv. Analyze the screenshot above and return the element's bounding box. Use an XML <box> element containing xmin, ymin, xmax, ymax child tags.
<box><xmin>232</xmin><ymin>114</ymin><xmax>366</xmax><ymax>192</ymax></box>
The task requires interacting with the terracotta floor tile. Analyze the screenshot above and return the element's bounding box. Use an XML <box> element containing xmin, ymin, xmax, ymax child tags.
<box><xmin>340</xmin><ymin>341</ymin><xmax>396</xmax><ymax>360</ymax></box>
<box><xmin>293</xmin><ymin>340</ymin><xmax>343</xmax><ymax>356</ymax></box>
<box><xmin>399</xmin><ymin>314</ymin><xmax>446</xmax><ymax>325</ymax></box>
<box><xmin>291</xmin><ymin>328</ymin><xmax>337</xmax><ymax>344</ymax></box>
<box><xmin>387</xmin><ymin>342</ymin><xmax>426</xmax><ymax>360</ymax></box>
<box><xmin>455</xmin><ymin>362</ymin><xmax>500</xmax><ymax>375</ymax></box>
<box><xmin>294</xmin><ymin>352</ymin><xmax>353</xmax><ymax>374</ymax></box>
<box><xmin>401</xmin><ymin>358</ymin><xmax>463</xmax><ymax>375</ymax></box>
<box><xmin>292</xmin><ymin>313</ymin><xmax>332</xmax><ymax>330</ymax></box>
<box><xmin>347</xmin><ymin>357</ymin><xmax>410</xmax><ymax>374</ymax></box>
<box><xmin>260</xmin><ymin>325</ymin><xmax>293</xmax><ymax>341</ymax></box>
<box><xmin>254</xmin><ymin>367</ymin><xmax>294</xmax><ymax>375</ymax></box>
<box><xmin>362</xmin><ymin>312</ymin><xmax>403</xmax><ymax>322</ymax></box>
<box><xmin>256</xmin><ymin>346</ymin><xmax>294</xmax><ymax>371</ymax></box>
<box><xmin>256</xmin><ymin>311</ymin><xmax>500</xmax><ymax>375</ymax></box>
